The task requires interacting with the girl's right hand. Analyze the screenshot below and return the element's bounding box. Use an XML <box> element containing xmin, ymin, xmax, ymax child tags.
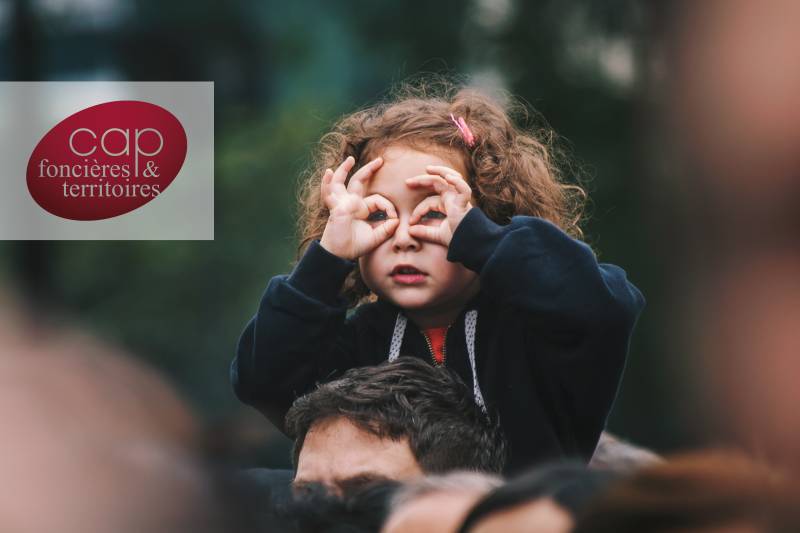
<box><xmin>319</xmin><ymin>156</ymin><xmax>399</xmax><ymax>260</ymax></box>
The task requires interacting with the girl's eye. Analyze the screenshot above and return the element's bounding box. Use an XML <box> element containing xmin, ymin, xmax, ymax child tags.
<box><xmin>367</xmin><ymin>210</ymin><xmax>388</xmax><ymax>222</ymax></box>
<box><xmin>422</xmin><ymin>210</ymin><xmax>446</xmax><ymax>220</ymax></box>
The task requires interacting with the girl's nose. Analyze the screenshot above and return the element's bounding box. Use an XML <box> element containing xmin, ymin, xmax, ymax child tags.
<box><xmin>392</xmin><ymin>219</ymin><xmax>419</xmax><ymax>252</ymax></box>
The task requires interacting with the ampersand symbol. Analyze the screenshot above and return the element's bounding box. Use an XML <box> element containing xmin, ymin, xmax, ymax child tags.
<box><xmin>143</xmin><ymin>161</ymin><xmax>160</xmax><ymax>178</ymax></box>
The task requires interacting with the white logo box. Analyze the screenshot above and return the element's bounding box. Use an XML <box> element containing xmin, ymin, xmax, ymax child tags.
<box><xmin>0</xmin><ymin>82</ymin><xmax>214</xmax><ymax>240</ymax></box>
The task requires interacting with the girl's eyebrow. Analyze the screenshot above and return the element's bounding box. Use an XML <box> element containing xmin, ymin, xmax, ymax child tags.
<box><xmin>368</xmin><ymin>189</ymin><xmax>395</xmax><ymax>203</ymax></box>
<box><xmin>365</xmin><ymin>187</ymin><xmax>438</xmax><ymax>209</ymax></box>
<box><xmin>371</xmin><ymin>192</ymin><xmax>438</xmax><ymax>209</ymax></box>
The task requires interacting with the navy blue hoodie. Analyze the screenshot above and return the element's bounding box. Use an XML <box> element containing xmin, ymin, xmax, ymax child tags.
<box><xmin>232</xmin><ymin>207</ymin><xmax>645</xmax><ymax>474</ymax></box>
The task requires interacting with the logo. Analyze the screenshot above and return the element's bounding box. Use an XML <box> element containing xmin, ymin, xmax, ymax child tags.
<box><xmin>27</xmin><ymin>100</ymin><xmax>188</xmax><ymax>221</ymax></box>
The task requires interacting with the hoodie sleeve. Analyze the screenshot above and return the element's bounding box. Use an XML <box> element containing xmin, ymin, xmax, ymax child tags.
<box><xmin>448</xmin><ymin>207</ymin><xmax>645</xmax><ymax>458</ymax></box>
<box><xmin>231</xmin><ymin>240</ymin><xmax>360</xmax><ymax>432</ymax></box>
<box><xmin>448</xmin><ymin>207</ymin><xmax>644</xmax><ymax>333</ymax></box>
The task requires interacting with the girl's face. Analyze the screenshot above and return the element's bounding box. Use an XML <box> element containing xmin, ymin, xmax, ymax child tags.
<box><xmin>358</xmin><ymin>144</ymin><xmax>479</xmax><ymax>327</ymax></box>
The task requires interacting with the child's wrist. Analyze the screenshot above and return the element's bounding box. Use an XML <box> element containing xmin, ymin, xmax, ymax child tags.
<box><xmin>447</xmin><ymin>208</ymin><xmax>471</xmax><ymax>240</ymax></box>
<box><xmin>320</xmin><ymin>232</ymin><xmax>353</xmax><ymax>261</ymax></box>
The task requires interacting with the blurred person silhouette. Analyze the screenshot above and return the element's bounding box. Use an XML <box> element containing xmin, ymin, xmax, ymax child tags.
<box><xmin>589</xmin><ymin>431</ymin><xmax>663</xmax><ymax>473</ymax></box>
<box><xmin>456</xmin><ymin>462</ymin><xmax>618</xmax><ymax>533</ymax></box>
<box><xmin>277</xmin><ymin>480</ymin><xmax>400</xmax><ymax>533</ymax></box>
<box><xmin>0</xmin><ymin>295</ymin><xmax>237</xmax><ymax>533</ymax></box>
<box><xmin>234</xmin><ymin>467</ymin><xmax>295</xmax><ymax>530</ymax></box>
<box><xmin>663</xmin><ymin>0</ymin><xmax>800</xmax><ymax>471</ymax></box>
<box><xmin>572</xmin><ymin>450</ymin><xmax>800</xmax><ymax>533</ymax></box>
<box><xmin>381</xmin><ymin>471</ymin><xmax>503</xmax><ymax>533</ymax></box>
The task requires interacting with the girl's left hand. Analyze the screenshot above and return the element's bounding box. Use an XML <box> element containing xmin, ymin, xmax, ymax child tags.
<box><xmin>405</xmin><ymin>165</ymin><xmax>473</xmax><ymax>247</ymax></box>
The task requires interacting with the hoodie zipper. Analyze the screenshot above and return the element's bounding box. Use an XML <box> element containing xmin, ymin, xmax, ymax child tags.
<box><xmin>422</xmin><ymin>325</ymin><xmax>450</xmax><ymax>367</ymax></box>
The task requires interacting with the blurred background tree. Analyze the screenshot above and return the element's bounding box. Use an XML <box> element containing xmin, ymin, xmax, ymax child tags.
<box><xmin>0</xmin><ymin>0</ymin><xmax>702</xmax><ymax>468</ymax></box>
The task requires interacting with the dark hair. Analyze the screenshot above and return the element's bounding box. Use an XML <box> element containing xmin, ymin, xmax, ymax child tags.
<box><xmin>458</xmin><ymin>462</ymin><xmax>618</xmax><ymax>533</ymax></box>
<box><xmin>285</xmin><ymin>357</ymin><xmax>506</xmax><ymax>474</ymax></box>
<box><xmin>277</xmin><ymin>481</ymin><xmax>399</xmax><ymax>533</ymax></box>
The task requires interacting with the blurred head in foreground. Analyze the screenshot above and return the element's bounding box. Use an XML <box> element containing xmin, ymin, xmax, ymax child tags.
<box><xmin>381</xmin><ymin>471</ymin><xmax>503</xmax><ymax>533</ymax></box>
<box><xmin>458</xmin><ymin>462</ymin><xmax>617</xmax><ymax>533</ymax></box>
<box><xmin>278</xmin><ymin>480</ymin><xmax>400</xmax><ymax>533</ymax></box>
<box><xmin>286</xmin><ymin>357</ymin><xmax>506</xmax><ymax>494</ymax></box>
<box><xmin>0</xmin><ymin>299</ymin><xmax>226</xmax><ymax>533</ymax></box>
<box><xmin>573</xmin><ymin>450</ymin><xmax>800</xmax><ymax>533</ymax></box>
<box><xmin>664</xmin><ymin>0</ymin><xmax>800</xmax><ymax>468</ymax></box>
<box><xmin>589</xmin><ymin>431</ymin><xmax>663</xmax><ymax>473</ymax></box>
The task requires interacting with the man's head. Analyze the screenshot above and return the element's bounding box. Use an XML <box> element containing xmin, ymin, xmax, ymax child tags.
<box><xmin>286</xmin><ymin>357</ymin><xmax>506</xmax><ymax>493</ymax></box>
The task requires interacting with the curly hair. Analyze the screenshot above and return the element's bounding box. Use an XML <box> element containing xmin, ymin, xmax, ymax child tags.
<box><xmin>296</xmin><ymin>78</ymin><xmax>587</xmax><ymax>306</ymax></box>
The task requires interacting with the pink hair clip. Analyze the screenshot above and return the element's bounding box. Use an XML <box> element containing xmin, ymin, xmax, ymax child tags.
<box><xmin>450</xmin><ymin>113</ymin><xmax>476</xmax><ymax>148</ymax></box>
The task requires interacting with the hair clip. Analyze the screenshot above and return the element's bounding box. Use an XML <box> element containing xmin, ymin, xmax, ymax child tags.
<box><xmin>450</xmin><ymin>113</ymin><xmax>476</xmax><ymax>148</ymax></box>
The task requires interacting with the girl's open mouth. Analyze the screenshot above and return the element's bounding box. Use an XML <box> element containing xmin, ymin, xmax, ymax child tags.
<box><xmin>390</xmin><ymin>265</ymin><xmax>427</xmax><ymax>285</ymax></box>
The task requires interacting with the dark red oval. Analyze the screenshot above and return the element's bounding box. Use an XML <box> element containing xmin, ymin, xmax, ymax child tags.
<box><xmin>27</xmin><ymin>100</ymin><xmax>187</xmax><ymax>221</ymax></box>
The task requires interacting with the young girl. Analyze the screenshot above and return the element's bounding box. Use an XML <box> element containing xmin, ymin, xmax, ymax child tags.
<box><xmin>232</xmin><ymin>82</ymin><xmax>645</xmax><ymax>474</ymax></box>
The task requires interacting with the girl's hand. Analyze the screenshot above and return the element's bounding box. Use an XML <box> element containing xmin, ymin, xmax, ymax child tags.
<box><xmin>405</xmin><ymin>165</ymin><xmax>473</xmax><ymax>247</ymax></box>
<box><xmin>319</xmin><ymin>156</ymin><xmax>399</xmax><ymax>260</ymax></box>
